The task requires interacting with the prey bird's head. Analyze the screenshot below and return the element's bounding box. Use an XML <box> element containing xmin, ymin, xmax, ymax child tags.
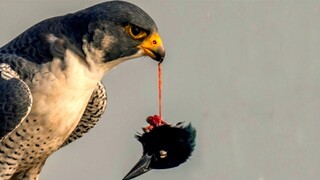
<box><xmin>63</xmin><ymin>1</ymin><xmax>165</xmax><ymax>66</ymax></box>
<box><xmin>123</xmin><ymin>123</ymin><xmax>197</xmax><ymax>180</ymax></box>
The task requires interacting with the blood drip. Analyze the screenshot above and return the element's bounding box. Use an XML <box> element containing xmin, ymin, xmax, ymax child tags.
<box><xmin>143</xmin><ymin>63</ymin><xmax>167</xmax><ymax>132</ymax></box>
<box><xmin>158</xmin><ymin>63</ymin><xmax>162</xmax><ymax>119</ymax></box>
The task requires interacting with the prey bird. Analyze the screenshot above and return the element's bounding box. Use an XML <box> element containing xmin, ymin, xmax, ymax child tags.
<box><xmin>0</xmin><ymin>1</ymin><xmax>165</xmax><ymax>179</ymax></box>
<box><xmin>123</xmin><ymin>122</ymin><xmax>196</xmax><ymax>180</ymax></box>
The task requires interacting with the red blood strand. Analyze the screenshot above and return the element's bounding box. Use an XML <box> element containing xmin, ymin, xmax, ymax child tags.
<box><xmin>158</xmin><ymin>63</ymin><xmax>162</xmax><ymax>120</ymax></box>
<box><xmin>143</xmin><ymin>63</ymin><xmax>166</xmax><ymax>133</ymax></box>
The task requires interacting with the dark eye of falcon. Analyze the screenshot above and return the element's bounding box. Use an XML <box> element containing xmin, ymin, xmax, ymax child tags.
<box><xmin>131</xmin><ymin>26</ymin><xmax>141</xmax><ymax>36</ymax></box>
<box><xmin>126</xmin><ymin>24</ymin><xmax>148</xmax><ymax>40</ymax></box>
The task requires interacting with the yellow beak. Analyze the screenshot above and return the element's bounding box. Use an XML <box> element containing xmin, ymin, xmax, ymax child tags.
<box><xmin>138</xmin><ymin>33</ymin><xmax>165</xmax><ymax>63</ymax></box>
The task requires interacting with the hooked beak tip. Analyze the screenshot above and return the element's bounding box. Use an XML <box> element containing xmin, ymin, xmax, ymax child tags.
<box><xmin>155</xmin><ymin>45</ymin><xmax>165</xmax><ymax>63</ymax></box>
<box><xmin>157</xmin><ymin>56</ymin><xmax>164</xmax><ymax>64</ymax></box>
<box><xmin>141</xmin><ymin>46</ymin><xmax>165</xmax><ymax>63</ymax></box>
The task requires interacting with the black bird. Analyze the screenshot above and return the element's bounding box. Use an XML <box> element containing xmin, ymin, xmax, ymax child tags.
<box><xmin>123</xmin><ymin>122</ymin><xmax>197</xmax><ymax>180</ymax></box>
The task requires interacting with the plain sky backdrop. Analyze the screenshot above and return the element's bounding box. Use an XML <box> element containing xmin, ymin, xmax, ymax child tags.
<box><xmin>1</xmin><ymin>0</ymin><xmax>320</xmax><ymax>180</ymax></box>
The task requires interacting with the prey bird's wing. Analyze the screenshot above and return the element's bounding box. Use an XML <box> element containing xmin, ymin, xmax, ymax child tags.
<box><xmin>0</xmin><ymin>54</ymin><xmax>33</xmax><ymax>141</ymax></box>
<box><xmin>61</xmin><ymin>81</ymin><xmax>107</xmax><ymax>147</ymax></box>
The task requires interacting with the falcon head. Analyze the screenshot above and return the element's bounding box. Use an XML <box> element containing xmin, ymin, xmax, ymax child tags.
<box><xmin>123</xmin><ymin>123</ymin><xmax>197</xmax><ymax>180</ymax></box>
<box><xmin>62</xmin><ymin>1</ymin><xmax>165</xmax><ymax>68</ymax></box>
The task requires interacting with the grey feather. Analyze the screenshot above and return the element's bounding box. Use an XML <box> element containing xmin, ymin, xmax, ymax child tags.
<box><xmin>0</xmin><ymin>62</ymin><xmax>32</xmax><ymax>140</ymax></box>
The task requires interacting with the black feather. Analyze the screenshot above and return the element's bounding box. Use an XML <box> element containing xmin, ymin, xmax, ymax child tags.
<box><xmin>136</xmin><ymin>122</ymin><xmax>196</xmax><ymax>169</ymax></box>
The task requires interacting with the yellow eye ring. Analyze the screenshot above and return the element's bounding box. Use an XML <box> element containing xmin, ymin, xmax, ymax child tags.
<box><xmin>125</xmin><ymin>24</ymin><xmax>147</xmax><ymax>40</ymax></box>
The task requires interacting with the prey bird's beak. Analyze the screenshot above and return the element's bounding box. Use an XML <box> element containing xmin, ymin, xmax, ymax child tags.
<box><xmin>123</xmin><ymin>154</ymin><xmax>153</xmax><ymax>180</ymax></box>
<box><xmin>138</xmin><ymin>33</ymin><xmax>165</xmax><ymax>63</ymax></box>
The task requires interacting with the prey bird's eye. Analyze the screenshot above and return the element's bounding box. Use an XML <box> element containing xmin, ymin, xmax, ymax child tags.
<box><xmin>126</xmin><ymin>24</ymin><xmax>147</xmax><ymax>40</ymax></box>
<box><xmin>159</xmin><ymin>150</ymin><xmax>167</xmax><ymax>159</ymax></box>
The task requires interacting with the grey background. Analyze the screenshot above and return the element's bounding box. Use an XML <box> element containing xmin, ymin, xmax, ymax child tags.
<box><xmin>1</xmin><ymin>0</ymin><xmax>320</xmax><ymax>180</ymax></box>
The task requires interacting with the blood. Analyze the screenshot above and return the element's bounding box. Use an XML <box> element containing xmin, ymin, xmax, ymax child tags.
<box><xmin>158</xmin><ymin>63</ymin><xmax>162</xmax><ymax>119</ymax></box>
<box><xmin>143</xmin><ymin>63</ymin><xmax>167</xmax><ymax>133</ymax></box>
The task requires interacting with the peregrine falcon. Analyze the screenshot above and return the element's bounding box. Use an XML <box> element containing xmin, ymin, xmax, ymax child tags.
<box><xmin>0</xmin><ymin>1</ymin><xmax>165</xmax><ymax>179</ymax></box>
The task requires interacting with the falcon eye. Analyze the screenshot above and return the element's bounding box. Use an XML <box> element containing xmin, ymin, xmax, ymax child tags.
<box><xmin>125</xmin><ymin>24</ymin><xmax>147</xmax><ymax>40</ymax></box>
<box><xmin>131</xmin><ymin>26</ymin><xmax>141</xmax><ymax>36</ymax></box>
